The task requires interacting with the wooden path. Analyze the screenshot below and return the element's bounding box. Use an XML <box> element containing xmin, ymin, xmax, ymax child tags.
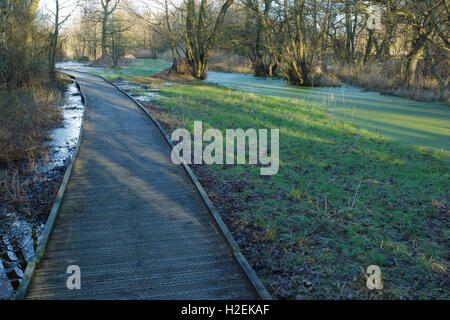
<box><xmin>20</xmin><ymin>71</ymin><xmax>265</xmax><ymax>299</ymax></box>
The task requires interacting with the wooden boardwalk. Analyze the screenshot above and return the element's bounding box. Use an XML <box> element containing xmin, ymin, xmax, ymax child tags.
<box><xmin>21</xmin><ymin>71</ymin><xmax>264</xmax><ymax>299</ymax></box>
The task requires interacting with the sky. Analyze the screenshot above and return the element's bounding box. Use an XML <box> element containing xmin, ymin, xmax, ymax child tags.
<box><xmin>38</xmin><ymin>0</ymin><xmax>79</xmax><ymax>18</ymax></box>
<box><xmin>37</xmin><ymin>0</ymin><xmax>165</xmax><ymax>29</ymax></box>
<box><xmin>38</xmin><ymin>0</ymin><xmax>163</xmax><ymax>16</ymax></box>
<box><xmin>38</xmin><ymin>0</ymin><xmax>80</xmax><ymax>30</ymax></box>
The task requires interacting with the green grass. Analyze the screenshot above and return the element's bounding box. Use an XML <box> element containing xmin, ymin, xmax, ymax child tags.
<box><xmin>142</xmin><ymin>82</ymin><xmax>449</xmax><ymax>299</ymax></box>
<box><xmin>88</xmin><ymin>59</ymin><xmax>171</xmax><ymax>81</ymax></box>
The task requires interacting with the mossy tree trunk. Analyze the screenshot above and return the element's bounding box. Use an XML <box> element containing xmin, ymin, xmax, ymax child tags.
<box><xmin>256</xmin><ymin>0</ymin><xmax>311</xmax><ymax>86</ymax></box>
<box><xmin>404</xmin><ymin>0</ymin><xmax>447</xmax><ymax>87</ymax></box>
<box><xmin>183</xmin><ymin>0</ymin><xmax>235</xmax><ymax>80</ymax></box>
<box><xmin>25</xmin><ymin>0</ymin><xmax>39</xmax><ymax>52</ymax></box>
<box><xmin>100</xmin><ymin>0</ymin><xmax>120</xmax><ymax>58</ymax></box>
<box><xmin>251</xmin><ymin>0</ymin><xmax>274</xmax><ymax>77</ymax></box>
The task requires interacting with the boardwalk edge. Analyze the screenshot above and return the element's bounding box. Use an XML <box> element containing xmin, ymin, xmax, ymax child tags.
<box><xmin>14</xmin><ymin>73</ymin><xmax>88</xmax><ymax>300</ymax></box>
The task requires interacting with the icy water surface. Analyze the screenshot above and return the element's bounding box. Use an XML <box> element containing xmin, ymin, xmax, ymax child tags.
<box><xmin>45</xmin><ymin>82</ymin><xmax>84</xmax><ymax>169</ymax></box>
<box><xmin>206</xmin><ymin>72</ymin><xmax>450</xmax><ymax>151</ymax></box>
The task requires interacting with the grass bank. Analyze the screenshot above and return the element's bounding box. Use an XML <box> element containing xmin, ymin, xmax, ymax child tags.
<box><xmin>132</xmin><ymin>81</ymin><xmax>449</xmax><ymax>299</ymax></box>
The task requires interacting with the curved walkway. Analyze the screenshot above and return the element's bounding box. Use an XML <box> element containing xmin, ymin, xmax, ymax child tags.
<box><xmin>23</xmin><ymin>71</ymin><xmax>262</xmax><ymax>299</ymax></box>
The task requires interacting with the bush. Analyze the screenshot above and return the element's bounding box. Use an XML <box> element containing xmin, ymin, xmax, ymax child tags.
<box><xmin>333</xmin><ymin>59</ymin><xmax>449</xmax><ymax>104</ymax></box>
<box><xmin>78</xmin><ymin>55</ymin><xmax>90</xmax><ymax>62</ymax></box>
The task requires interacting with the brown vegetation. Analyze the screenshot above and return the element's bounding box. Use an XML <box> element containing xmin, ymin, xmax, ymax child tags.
<box><xmin>334</xmin><ymin>59</ymin><xmax>449</xmax><ymax>104</ymax></box>
<box><xmin>0</xmin><ymin>78</ymin><xmax>65</xmax><ymax>168</ymax></box>
<box><xmin>0</xmin><ymin>1</ymin><xmax>69</xmax><ymax>168</ymax></box>
<box><xmin>208</xmin><ymin>52</ymin><xmax>253</xmax><ymax>74</ymax></box>
<box><xmin>89</xmin><ymin>54</ymin><xmax>136</xmax><ymax>68</ymax></box>
<box><xmin>150</xmin><ymin>68</ymin><xmax>196</xmax><ymax>82</ymax></box>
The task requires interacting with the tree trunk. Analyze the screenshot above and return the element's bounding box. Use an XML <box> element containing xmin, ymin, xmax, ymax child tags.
<box><xmin>292</xmin><ymin>0</ymin><xmax>310</xmax><ymax>85</ymax></box>
<box><xmin>165</xmin><ymin>0</ymin><xmax>180</xmax><ymax>59</ymax></box>
<box><xmin>425</xmin><ymin>40</ymin><xmax>445</xmax><ymax>91</ymax></box>
<box><xmin>25</xmin><ymin>0</ymin><xmax>40</xmax><ymax>49</ymax></box>
<box><xmin>23</xmin><ymin>0</ymin><xmax>40</xmax><ymax>84</ymax></box>
<box><xmin>183</xmin><ymin>0</ymin><xmax>234</xmax><ymax>79</ymax></box>
<box><xmin>256</xmin><ymin>0</ymin><xmax>311</xmax><ymax>85</ymax></box>
<box><xmin>100</xmin><ymin>0</ymin><xmax>120</xmax><ymax>58</ymax></box>
<box><xmin>193</xmin><ymin>61</ymin><xmax>207</xmax><ymax>79</ymax></box>
<box><xmin>253</xmin><ymin>0</ymin><xmax>273</xmax><ymax>77</ymax></box>
<box><xmin>405</xmin><ymin>40</ymin><xmax>425</xmax><ymax>87</ymax></box>
<box><xmin>101</xmin><ymin>16</ymin><xmax>108</xmax><ymax>57</ymax></box>
<box><xmin>49</xmin><ymin>0</ymin><xmax>59</xmax><ymax>79</ymax></box>
<box><xmin>377</xmin><ymin>0</ymin><xmax>393</xmax><ymax>57</ymax></box>
<box><xmin>170</xmin><ymin>58</ymin><xmax>192</xmax><ymax>75</ymax></box>
<box><xmin>404</xmin><ymin>0</ymin><xmax>447</xmax><ymax>86</ymax></box>
<box><xmin>344</xmin><ymin>0</ymin><xmax>352</xmax><ymax>62</ymax></box>
<box><xmin>0</xmin><ymin>2</ymin><xmax>10</xmax><ymax>89</ymax></box>
<box><xmin>363</xmin><ymin>29</ymin><xmax>375</xmax><ymax>63</ymax></box>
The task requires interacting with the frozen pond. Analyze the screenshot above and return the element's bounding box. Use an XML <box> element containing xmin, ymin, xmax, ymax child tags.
<box><xmin>206</xmin><ymin>72</ymin><xmax>450</xmax><ymax>151</ymax></box>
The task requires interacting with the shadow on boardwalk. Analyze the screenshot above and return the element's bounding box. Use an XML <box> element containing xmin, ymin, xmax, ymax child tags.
<box><xmin>23</xmin><ymin>71</ymin><xmax>262</xmax><ymax>299</ymax></box>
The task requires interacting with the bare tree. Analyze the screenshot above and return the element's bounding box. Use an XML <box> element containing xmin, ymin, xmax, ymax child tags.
<box><xmin>257</xmin><ymin>0</ymin><xmax>312</xmax><ymax>85</ymax></box>
<box><xmin>244</xmin><ymin>0</ymin><xmax>275</xmax><ymax>76</ymax></box>
<box><xmin>399</xmin><ymin>0</ymin><xmax>448</xmax><ymax>86</ymax></box>
<box><xmin>25</xmin><ymin>0</ymin><xmax>40</xmax><ymax>51</ymax></box>
<box><xmin>100</xmin><ymin>0</ymin><xmax>120</xmax><ymax>57</ymax></box>
<box><xmin>107</xmin><ymin>15</ymin><xmax>134</xmax><ymax>67</ymax></box>
<box><xmin>183</xmin><ymin>0</ymin><xmax>235</xmax><ymax>79</ymax></box>
<box><xmin>0</xmin><ymin>1</ymin><xmax>43</xmax><ymax>87</ymax></box>
<box><xmin>47</xmin><ymin>0</ymin><xmax>76</xmax><ymax>78</ymax></box>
